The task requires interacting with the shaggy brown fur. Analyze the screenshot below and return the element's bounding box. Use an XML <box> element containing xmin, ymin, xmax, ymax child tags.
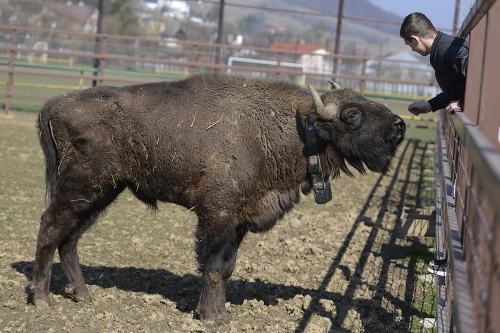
<box><xmin>32</xmin><ymin>73</ymin><xmax>405</xmax><ymax>324</ymax></box>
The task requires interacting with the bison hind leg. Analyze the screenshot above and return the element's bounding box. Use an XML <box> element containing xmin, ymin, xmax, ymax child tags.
<box><xmin>33</xmin><ymin>180</ymin><xmax>124</xmax><ymax>308</ymax></box>
<box><xmin>57</xmin><ymin>213</ymin><xmax>100</xmax><ymax>304</ymax></box>
<box><xmin>56</xmin><ymin>188</ymin><xmax>124</xmax><ymax>304</ymax></box>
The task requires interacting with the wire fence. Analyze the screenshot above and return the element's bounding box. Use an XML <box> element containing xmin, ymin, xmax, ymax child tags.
<box><xmin>0</xmin><ymin>24</ymin><xmax>442</xmax><ymax>113</ymax></box>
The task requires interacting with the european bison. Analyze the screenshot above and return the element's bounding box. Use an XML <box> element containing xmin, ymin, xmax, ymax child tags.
<box><xmin>32</xmin><ymin>73</ymin><xmax>405</xmax><ymax>324</ymax></box>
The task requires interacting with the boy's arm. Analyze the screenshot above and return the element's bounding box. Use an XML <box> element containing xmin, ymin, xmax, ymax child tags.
<box><xmin>452</xmin><ymin>45</ymin><xmax>468</xmax><ymax>108</ymax></box>
<box><xmin>451</xmin><ymin>47</ymin><xmax>468</xmax><ymax>79</ymax></box>
<box><xmin>428</xmin><ymin>92</ymin><xmax>451</xmax><ymax>111</ymax></box>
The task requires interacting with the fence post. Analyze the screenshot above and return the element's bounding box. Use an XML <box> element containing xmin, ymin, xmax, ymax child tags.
<box><xmin>79</xmin><ymin>70</ymin><xmax>84</xmax><ymax>90</ymax></box>
<box><xmin>275</xmin><ymin>52</ymin><xmax>282</xmax><ymax>80</ymax></box>
<box><xmin>98</xmin><ymin>36</ymin><xmax>107</xmax><ymax>86</ymax></box>
<box><xmin>190</xmin><ymin>44</ymin><xmax>197</xmax><ymax>75</ymax></box>
<box><xmin>4</xmin><ymin>27</ymin><xmax>16</xmax><ymax>115</ymax></box>
<box><xmin>360</xmin><ymin>54</ymin><xmax>367</xmax><ymax>95</ymax></box>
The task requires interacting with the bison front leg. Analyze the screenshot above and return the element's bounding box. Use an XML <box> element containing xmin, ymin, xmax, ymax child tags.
<box><xmin>195</xmin><ymin>222</ymin><xmax>246</xmax><ymax>324</ymax></box>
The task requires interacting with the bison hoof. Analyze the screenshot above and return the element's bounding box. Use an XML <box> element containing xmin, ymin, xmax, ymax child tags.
<box><xmin>215</xmin><ymin>311</ymin><xmax>232</xmax><ymax>326</ymax></box>
<box><xmin>65</xmin><ymin>285</ymin><xmax>91</xmax><ymax>303</ymax></box>
<box><xmin>34</xmin><ymin>296</ymin><xmax>53</xmax><ymax>309</ymax></box>
<box><xmin>198</xmin><ymin>308</ymin><xmax>232</xmax><ymax>325</ymax></box>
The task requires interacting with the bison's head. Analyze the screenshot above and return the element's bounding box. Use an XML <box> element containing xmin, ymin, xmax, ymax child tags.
<box><xmin>308</xmin><ymin>83</ymin><xmax>405</xmax><ymax>176</ymax></box>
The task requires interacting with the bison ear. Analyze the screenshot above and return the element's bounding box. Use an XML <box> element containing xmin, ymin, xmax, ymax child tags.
<box><xmin>307</xmin><ymin>85</ymin><xmax>340</xmax><ymax>121</ymax></box>
<box><xmin>328</xmin><ymin>80</ymin><xmax>341</xmax><ymax>90</ymax></box>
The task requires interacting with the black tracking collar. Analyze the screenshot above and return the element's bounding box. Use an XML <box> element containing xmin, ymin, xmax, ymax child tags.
<box><xmin>305</xmin><ymin>117</ymin><xmax>332</xmax><ymax>204</ymax></box>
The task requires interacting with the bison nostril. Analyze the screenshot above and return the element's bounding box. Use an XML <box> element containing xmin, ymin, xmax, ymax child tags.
<box><xmin>394</xmin><ymin>118</ymin><xmax>406</xmax><ymax>132</ymax></box>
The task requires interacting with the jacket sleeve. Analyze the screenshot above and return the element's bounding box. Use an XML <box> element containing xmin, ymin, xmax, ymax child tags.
<box><xmin>428</xmin><ymin>93</ymin><xmax>451</xmax><ymax>112</ymax></box>
<box><xmin>451</xmin><ymin>46</ymin><xmax>468</xmax><ymax>80</ymax></box>
<box><xmin>453</xmin><ymin>47</ymin><xmax>468</xmax><ymax>108</ymax></box>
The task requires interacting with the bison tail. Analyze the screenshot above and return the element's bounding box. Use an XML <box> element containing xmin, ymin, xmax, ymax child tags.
<box><xmin>37</xmin><ymin>107</ymin><xmax>59</xmax><ymax>200</ymax></box>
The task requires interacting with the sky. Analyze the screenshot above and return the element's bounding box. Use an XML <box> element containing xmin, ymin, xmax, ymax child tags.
<box><xmin>371</xmin><ymin>0</ymin><xmax>472</xmax><ymax>32</ymax></box>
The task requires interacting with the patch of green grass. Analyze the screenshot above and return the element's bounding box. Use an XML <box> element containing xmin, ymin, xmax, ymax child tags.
<box><xmin>408</xmin><ymin>236</ymin><xmax>438</xmax><ymax>332</ymax></box>
<box><xmin>403</xmin><ymin>246</ymin><xmax>435</xmax><ymax>264</ymax></box>
<box><xmin>410</xmin><ymin>279</ymin><xmax>438</xmax><ymax>333</ymax></box>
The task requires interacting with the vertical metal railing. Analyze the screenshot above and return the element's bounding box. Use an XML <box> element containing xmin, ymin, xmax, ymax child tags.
<box><xmin>4</xmin><ymin>27</ymin><xmax>16</xmax><ymax>115</ymax></box>
<box><xmin>436</xmin><ymin>0</ymin><xmax>500</xmax><ymax>332</ymax></box>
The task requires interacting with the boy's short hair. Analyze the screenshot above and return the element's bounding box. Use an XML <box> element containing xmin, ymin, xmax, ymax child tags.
<box><xmin>400</xmin><ymin>12</ymin><xmax>437</xmax><ymax>41</ymax></box>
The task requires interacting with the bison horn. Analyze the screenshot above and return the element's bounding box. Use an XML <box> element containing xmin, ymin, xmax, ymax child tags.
<box><xmin>308</xmin><ymin>85</ymin><xmax>340</xmax><ymax>121</ymax></box>
<box><xmin>328</xmin><ymin>80</ymin><xmax>341</xmax><ymax>90</ymax></box>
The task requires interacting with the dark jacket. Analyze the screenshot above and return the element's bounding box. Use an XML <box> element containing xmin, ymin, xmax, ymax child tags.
<box><xmin>428</xmin><ymin>31</ymin><xmax>469</xmax><ymax>111</ymax></box>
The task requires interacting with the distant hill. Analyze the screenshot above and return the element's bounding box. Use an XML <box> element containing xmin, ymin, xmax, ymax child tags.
<box><xmin>268</xmin><ymin>0</ymin><xmax>403</xmax><ymax>34</ymax></box>
<box><xmin>223</xmin><ymin>0</ymin><xmax>408</xmax><ymax>56</ymax></box>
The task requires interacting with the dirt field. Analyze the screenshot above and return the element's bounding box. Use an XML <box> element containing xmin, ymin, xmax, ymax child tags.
<box><xmin>0</xmin><ymin>111</ymin><xmax>436</xmax><ymax>332</ymax></box>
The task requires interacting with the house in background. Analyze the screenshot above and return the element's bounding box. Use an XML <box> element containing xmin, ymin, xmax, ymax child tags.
<box><xmin>0</xmin><ymin>0</ymin><xmax>97</xmax><ymax>32</ymax></box>
<box><xmin>270</xmin><ymin>42</ymin><xmax>334</xmax><ymax>74</ymax></box>
<box><xmin>48</xmin><ymin>1</ymin><xmax>98</xmax><ymax>33</ymax></box>
<box><xmin>144</xmin><ymin>0</ymin><xmax>190</xmax><ymax>19</ymax></box>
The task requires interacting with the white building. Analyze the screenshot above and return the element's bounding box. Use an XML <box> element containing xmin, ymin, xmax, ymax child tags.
<box><xmin>144</xmin><ymin>0</ymin><xmax>190</xmax><ymax>19</ymax></box>
<box><xmin>270</xmin><ymin>42</ymin><xmax>334</xmax><ymax>74</ymax></box>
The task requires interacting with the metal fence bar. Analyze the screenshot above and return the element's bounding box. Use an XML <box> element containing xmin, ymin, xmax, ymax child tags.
<box><xmin>435</xmin><ymin>1</ymin><xmax>500</xmax><ymax>332</ymax></box>
<box><xmin>450</xmin><ymin>112</ymin><xmax>500</xmax><ymax>213</ymax></box>
<box><xmin>438</xmin><ymin>110</ymin><xmax>478</xmax><ymax>333</ymax></box>
<box><xmin>434</xmin><ymin>123</ymin><xmax>449</xmax><ymax>332</ymax></box>
<box><xmin>0</xmin><ymin>24</ymin><xmax>442</xmax><ymax>113</ymax></box>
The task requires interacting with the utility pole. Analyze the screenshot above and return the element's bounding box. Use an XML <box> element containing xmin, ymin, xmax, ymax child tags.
<box><xmin>93</xmin><ymin>0</ymin><xmax>104</xmax><ymax>87</ymax></box>
<box><xmin>332</xmin><ymin>0</ymin><xmax>344</xmax><ymax>81</ymax></box>
<box><xmin>214</xmin><ymin>0</ymin><xmax>225</xmax><ymax>71</ymax></box>
<box><xmin>453</xmin><ymin>0</ymin><xmax>461</xmax><ymax>35</ymax></box>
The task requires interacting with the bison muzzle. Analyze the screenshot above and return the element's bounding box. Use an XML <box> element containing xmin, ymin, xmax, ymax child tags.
<box><xmin>32</xmin><ymin>73</ymin><xmax>405</xmax><ymax>324</ymax></box>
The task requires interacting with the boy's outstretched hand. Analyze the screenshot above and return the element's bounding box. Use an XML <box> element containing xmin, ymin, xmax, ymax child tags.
<box><xmin>445</xmin><ymin>100</ymin><xmax>462</xmax><ymax>113</ymax></box>
<box><xmin>408</xmin><ymin>100</ymin><xmax>461</xmax><ymax>116</ymax></box>
<box><xmin>408</xmin><ymin>101</ymin><xmax>432</xmax><ymax>116</ymax></box>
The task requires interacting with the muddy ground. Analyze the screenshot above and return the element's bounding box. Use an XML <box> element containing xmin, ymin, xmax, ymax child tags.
<box><xmin>0</xmin><ymin>111</ymin><xmax>436</xmax><ymax>332</ymax></box>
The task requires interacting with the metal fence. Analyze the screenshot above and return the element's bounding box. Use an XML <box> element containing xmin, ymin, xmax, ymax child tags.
<box><xmin>435</xmin><ymin>0</ymin><xmax>500</xmax><ymax>332</ymax></box>
<box><xmin>0</xmin><ymin>24</ymin><xmax>442</xmax><ymax>114</ymax></box>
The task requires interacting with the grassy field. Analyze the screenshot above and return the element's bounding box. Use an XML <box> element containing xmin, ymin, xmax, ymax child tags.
<box><xmin>0</xmin><ymin>61</ymin><xmax>186</xmax><ymax>111</ymax></box>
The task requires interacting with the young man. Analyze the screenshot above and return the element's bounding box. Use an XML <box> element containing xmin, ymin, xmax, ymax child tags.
<box><xmin>400</xmin><ymin>12</ymin><xmax>469</xmax><ymax>116</ymax></box>
<box><xmin>401</xmin><ymin>13</ymin><xmax>470</xmax><ymax>277</ymax></box>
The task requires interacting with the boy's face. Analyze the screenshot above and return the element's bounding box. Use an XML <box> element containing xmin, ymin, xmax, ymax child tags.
<box><xmin>403</xmin><ymin>36</ymin><xmax>429</xmax><ymax>56</ymax></box>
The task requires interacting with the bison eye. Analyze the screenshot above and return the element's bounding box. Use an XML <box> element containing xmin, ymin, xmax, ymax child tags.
<box><xmin>343</xmin><ymin>108</ymin><xmax>362</xmax><ymax>129</ymax></box>
<box><xmin>344</xmin><ymin>109</ymin><xmax>361</xmax><ymax>122</ymax></box>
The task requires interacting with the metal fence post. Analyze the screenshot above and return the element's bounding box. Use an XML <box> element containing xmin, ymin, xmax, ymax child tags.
<box><xmin>98</xmin><ymin>36</ymin><xmax>107</xmax><ymax>86</ymax></box>
<box><xmin>4</xmin><ymin>27</ymin><xmax>16</xmax><ymax>115</ymax></box>
<box><xmin>190</xmin><ymin>44</ymin><xmax>197</xmax><ymax>75</ymax></box>
<box><xmin>275</xmin><ymin>52</ymin><xmax>282</xmax><ymax>80</ymax></box>
<box><xmin>360</xmin><ymin>55</ymin><xmax>367</xmax><ymax>95</ymax></box>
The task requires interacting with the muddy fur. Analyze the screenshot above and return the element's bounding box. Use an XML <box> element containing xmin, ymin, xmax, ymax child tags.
<box><xmin>32</xmin><ymin>73</ymin><xmax>405</xmax><ymax>323</ymax></box>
